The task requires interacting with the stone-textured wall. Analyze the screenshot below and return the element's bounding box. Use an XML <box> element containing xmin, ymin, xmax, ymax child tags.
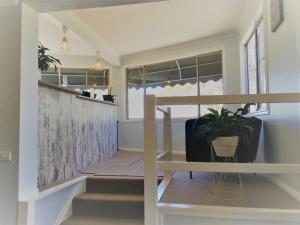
<box><xmin>38</xmin><ymin>85</ymin><xmax>118</xmax><ymax>188</ymax></box>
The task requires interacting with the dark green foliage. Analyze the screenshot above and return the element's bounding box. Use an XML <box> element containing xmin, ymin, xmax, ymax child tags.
<box><xmin>38</xmin><ymin>42</ymin><xmax>61</xmax><ymax>72</ymax></box>
<box><xmin>193</xmin><ymin>104</ymin><xmax>256</xmax><ymax>144</ymax></box>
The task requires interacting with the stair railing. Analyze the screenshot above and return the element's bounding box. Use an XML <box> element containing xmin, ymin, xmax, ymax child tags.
<box><xmin>144</xmin><ymin>93</ymin><xmax>300</xmax><ymax>225</ymax></box>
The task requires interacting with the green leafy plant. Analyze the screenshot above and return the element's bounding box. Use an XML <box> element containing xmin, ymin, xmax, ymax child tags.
<box><xmin>38</xmin><ymin>42</ymin><xmax>61</xmax><ymax>72</ymax></box>
<box><xmin>193</xmin><ymin>104</ymin><xmax>255</xmax><ymax>145</ymax></box>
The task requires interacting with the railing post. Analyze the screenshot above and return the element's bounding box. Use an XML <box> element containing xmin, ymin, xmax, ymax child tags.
<box><xmin>144</xmin><ymin>95</ymin><xmax>158</xmax><ymax>225</ymax></box>
<box><xmin>163</xmin><ymin>107</ymin><xmax>172</xmax><ymax>179</ymax></box>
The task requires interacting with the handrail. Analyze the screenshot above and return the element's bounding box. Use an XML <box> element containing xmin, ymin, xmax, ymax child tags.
<box><xmin>156</xmin><ymin>161</ymin><xmax>300</xmax><ymax>174</ymax></box>
<box><xmin>144</xmin><ymin>93</ymin><xmax>300</xmax><ymax>225</ymax></box>
<box><xmin>155</xmin><ymin>93</ymin><xmax>300</xmax><ymax>105</ymax></box>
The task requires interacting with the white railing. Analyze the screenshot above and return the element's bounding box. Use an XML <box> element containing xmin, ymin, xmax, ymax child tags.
<box><xmin>144</xmin><ymin>93</ymin><xmax>300</xmax><ymax>225</ymax></box>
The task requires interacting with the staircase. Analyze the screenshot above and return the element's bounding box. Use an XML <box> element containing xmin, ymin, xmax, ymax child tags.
<box><xmin>61</xmin><ymin>177</ymin><xmax>145</xmax><ymax>225</ymax></box>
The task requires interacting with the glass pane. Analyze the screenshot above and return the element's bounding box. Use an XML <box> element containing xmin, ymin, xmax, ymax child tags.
<box><xmin>60</xmin><ymin>68</ymin><xmax>86</xmax><ymax>76</ymax></box>
<box><xmin>146</xmin><ymin>69</ymin><xmax>180</xmax><ymax>85</ymax></box>
<box><xmin>200</xmin><ymin>78</ymin><xmax>223</xmax><ymax>115</ymax></box>
<box><xmin>181</xmin><ymin>66</ymin><xmax>197</xmax><ymax>79</ymax></box>
<box><xmin>257</xmin><ymin>20</ymin><xmax>265</xmax><ymax>63</ymax></box>
<box><xmin>127</xmin><ymin>67</ymin><xmax>144</xmax><ymax>87</ymax></box>
<box><xmin>258</xmin><ymin>59</ymin><xmax>267</xmax><ymax>94</ymax></box>
<box><xmin>87</xmin><ymin>69</ymin><xmax>109</xmax><ymax>87</ymax></box>
<box><xmin>87</xmin><ymin>76</ymin><xmax>107</xmax><ymax>87</ymax></box>
<box><xmin>128</xmin><ymin>87</ymin><xmax>144</xmax><ymax>119</ymax></box>
<box><xmin>178</xmin><ymin>56</ymin><xmax>196</xmax><ymax>68</ymax></box>
<box><xmin>246</xmin><ymin>32</ymin><xmax>258</xmax><ymax>95</ymax></box>
<box><xmin>197</xmin><ymin>51</ymin><xmax>222</xmax><ymax>64</ymax></box>
<box><xmin>127</xmin><ymin>67</ymin><xmax>144</xmax><ymax>119</ymax></box>
<box><xmin>146</xmin><ymin>60</ymin><xmax>177</xmax><ymax>73</ymax></box>
<box><xmin>198</xmin><ymin>61</ymin><xmax>222</xmax><ymax>77</ymax></box>
<box><xmin>68</xmin><ymin>75</ymin><xmax>85</xmax><ymax>86</ymax></box>
<box><xmin>41</xmin><ymin>75</ymin><xmax>59</xmax><ymax>85</ymax></box>
<box><xmin>146</xmin><ymin>83</ymin><xmax>198</xmax><ymax>118</ymax></box>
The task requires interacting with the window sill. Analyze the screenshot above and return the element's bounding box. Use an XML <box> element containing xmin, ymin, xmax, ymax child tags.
<box><xmin>247</xmin><ymin>110</ymin><xmax>270</xmax><ymax>117</ymax></box>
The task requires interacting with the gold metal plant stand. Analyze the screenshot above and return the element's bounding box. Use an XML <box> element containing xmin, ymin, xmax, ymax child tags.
<box><xmin>210</xmin><ymin>145</ymin><xmax>244</xmax><ymax>200</ymax></box>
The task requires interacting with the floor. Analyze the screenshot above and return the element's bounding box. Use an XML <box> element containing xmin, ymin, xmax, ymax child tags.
<box><xmin>79</xmin><ymin>150</ymin><xmax>150</xmax><ymax>177</ymax></box>
<box><xmin>160</xmin><ymin>172</ymin><xmax>300</xmax><ymax>209</ymax></box>
<box><xmin>78</xmin><ymin>150</ymin><xmax>300</xmax><ymax>210</ymax></box>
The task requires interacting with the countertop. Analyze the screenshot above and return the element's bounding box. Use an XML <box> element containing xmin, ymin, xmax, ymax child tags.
<box><xmin>39</xmin><ymin>80</ymin><xmax>118</xmax><ymax>106</ymax></box>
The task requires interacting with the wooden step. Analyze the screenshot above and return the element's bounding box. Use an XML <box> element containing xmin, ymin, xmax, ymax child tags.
<box><xmin>75</xmin><ymin>193</ymin><xmax>144</xmax><ymax>202</ymax></box>
<box><xmin>61</xmin><ymin>216</ymin><xmax>144</xmax><ymax>225</ymax></box>
<box><xmin>86</xmin><ymin>177</ymin><xmax>144</xmax><ymax>195</ymax></box>
<box><xmin>73</xmin><ymin>193</ymin><xmax>144</xmax><ymax>218</ymax></box>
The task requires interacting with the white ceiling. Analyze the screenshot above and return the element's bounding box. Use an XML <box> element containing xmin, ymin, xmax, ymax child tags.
<box><xmin>25</xmin><ymin>0</ymin><xmax>167</xmax><ymax>12</ymax></box>
<box><xmin>0</xmin><ymin>0</ymin><xmax>17</xmax><ymax>7</ymax></box>
<box><xmin>50</xmin><ymin>0</ymin><xmax>253</xmax><ymax>58</ymax></box>
<box><xmin>39</xmin><ymin>14</ymin><xmax>95</xmax><ymax>56</ymax></box>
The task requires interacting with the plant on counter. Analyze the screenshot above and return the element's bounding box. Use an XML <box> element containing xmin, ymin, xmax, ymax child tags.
<box><xmin>193</xmin><ymin>104</ymin><xmax>256</xmax><ymax>157</ymax></box>
<box><xmin>38</xmin><ymin>42</ymin><xmax>61</xmax><ymax>72</ymax></box>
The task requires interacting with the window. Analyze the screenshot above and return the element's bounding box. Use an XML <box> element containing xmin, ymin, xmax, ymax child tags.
<box><xmin>41</xmin><ymin>67</ymin><xmax>110</xmax><ymax>99</ymax></box>
<box><xmin>245</xmin><ymin>19</ymin><xmax>268</xmax><ymax>113</ymax></box>
<box><xmin>126</xmin><ymin>51</ymin><xmax>223</xmax><ymax>119</ymax></box>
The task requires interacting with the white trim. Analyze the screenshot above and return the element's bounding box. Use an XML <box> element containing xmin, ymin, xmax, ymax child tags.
<box><xmin>35</xmin><ymin>176</ymin><xmax>88</xmax><ymax>201</ymax></box>
<box><xmin>157</xmin><ymin>178</ymin><xmax>172</xmax><ymax>202</ymax></box>
<box><xmin>118</xmin><ymin>147</ymin><xmax>144</xmax><ymax>152</ymax></box>
<box><xmin>144</xmin><ymin>95</ymin><xmax>158</xmax><ymax>225</ymax></box>
<box><xmin>54</xmin><ymin>181</ymin><xmax>86</xmax><ymax>225</ymax></box>
<box><xmin>157</xmin><ymin>203</ymin><xmax>300</xmax><ymax>222</ymax></box>
<box><xmin>155</xmin><ymin>93</ymin><xmax>300</xmax><ymax>105</ymax></box>
<box><xmin>267</xmin><ymin>176</ymin><xmax>300</xmax><ymax>203</ymax></box>
<box><xmin>156</xmin><ymin>161</ymin><xmax>300</xmax><ymax>174</ymax></box>
<box><xmin>118</xmin><ymin>147</ymin><xmax>186</xmax><ymax>154</ymax></box>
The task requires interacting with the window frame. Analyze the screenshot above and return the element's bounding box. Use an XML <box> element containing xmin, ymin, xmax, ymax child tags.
<box><xmin>243</xmin><ymin>17</ymin><xmax>269</xmax><ymax>116</ymax></box>
<box><xmin>41</xmin><ymin>67</ymin><xmax>111</xmax><ymax>91</ymax></box>
<box><xmin>126</xmin><ymin>51</ymin><xmax>224</xmax><ymax>120</ymax></box>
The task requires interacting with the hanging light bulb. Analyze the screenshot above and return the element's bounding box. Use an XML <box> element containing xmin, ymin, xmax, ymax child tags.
<box><xmin>95</xmin><ymin>50</ymin><xmax>102</xmax><ymax>71</ymax></box>
<box><xmin>60</xmin><ymin>25</ymin><xmax>70</xmax><ymax>53</ymax></box>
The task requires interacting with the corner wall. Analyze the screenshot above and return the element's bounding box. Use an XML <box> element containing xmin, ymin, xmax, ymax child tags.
<box><xmin>0</xmin><ymin>3</ymin><xmax>21</xmax><ymax>225</ymax></box>
<box><xmin>263</xmin><ymin>0</ymin><xmax>300</xmax><ymax>191</ymax></box>
<box><xmin>19</xmin><ymin>2</ymin><xmax>39</xmax><ymax>202</ymax></box>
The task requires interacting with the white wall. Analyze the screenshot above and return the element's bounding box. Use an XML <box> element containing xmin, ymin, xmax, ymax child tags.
<box><xmin>0</xmin><ymin>3</ymin><xmax>22</xmax><ymax>225</ymax></box>
<box><xmin>262</xmin><ymin>0</ymin><xmax>300</xmax><ymax>191</ymax></box>
<box><xmin>34</xmin><ymin>180</ymin><xmax>85</xmax><ymax>225</ymax></box>
<box><xmin>118</xmin><ymin>33</ymin><xmax>241</xmax><ymax>151</ymax></box>
<box><xmin>19</xmin><ymin>3</ymin><xmax>39</xmax><ymax>202</ymax></box>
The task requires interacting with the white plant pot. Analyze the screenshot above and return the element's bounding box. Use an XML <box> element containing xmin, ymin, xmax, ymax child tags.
<box><xmin>212</xmin><ymin>136</ymin><xmax>239</xmax><ymax>157</ymax></box>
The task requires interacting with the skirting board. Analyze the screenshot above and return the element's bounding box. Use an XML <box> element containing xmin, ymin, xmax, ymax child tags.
<box><xmin>118</xmin><ymin>147</ymin><xmax>185</xmax><ymax>154</ymax></box>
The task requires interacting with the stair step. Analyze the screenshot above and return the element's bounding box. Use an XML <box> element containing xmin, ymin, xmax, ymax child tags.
<box><xmin>61</xmin><ymin>216</ymin><xmax>144</xmax><ymax>225</ymax></box>
<box><xmin>73</xmin><ymin>193</ymin><xmax>144</xmax><ymax>218</ymax></box>
<box><xmin>86</xmin><ymin>177</ymin><xmax>144</xmax><ymax>194</ymax></box>
<box><xmin>75</xmin><ymin>193</ymin><xmax>144</xmax><ymax>202</ymax></box>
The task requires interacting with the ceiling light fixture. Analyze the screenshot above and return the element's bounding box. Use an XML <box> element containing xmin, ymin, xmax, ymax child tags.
<box><xmin>95</xmin><ymin>50</ymin><xmax>102</xmax><ymax>71</ymax></box>
<box><xmin>60</xmin><ymin>25</ymin><xmax>70</xmax><ymax>53</ymax></box>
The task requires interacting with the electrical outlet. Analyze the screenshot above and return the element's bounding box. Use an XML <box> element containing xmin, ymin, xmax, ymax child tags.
<box><xmin>0</xmin><ymin>151</ymin><xmax>12</xmax><ymax>162</ymax></box>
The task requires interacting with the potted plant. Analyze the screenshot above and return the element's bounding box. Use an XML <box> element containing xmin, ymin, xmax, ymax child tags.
<box><xmin>194</xmin><ymin>104</ymin><xmax>255</xmax><ymax>157</ymax></box>
<box><xmin>38</xmin><ymin>42</ymin><xmax>61</xmax><ymax>77</ymax></box>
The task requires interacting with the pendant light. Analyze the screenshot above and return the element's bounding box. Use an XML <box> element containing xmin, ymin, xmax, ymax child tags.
<box><xmin>60</xmin><ymin>25</ymin><xmax>70</xmax><ymax>53</ymax></box>
<box><xmin>95</xmin><ymin>50</ymin><xmax>102</xmax><ymax>71</ymax></box>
